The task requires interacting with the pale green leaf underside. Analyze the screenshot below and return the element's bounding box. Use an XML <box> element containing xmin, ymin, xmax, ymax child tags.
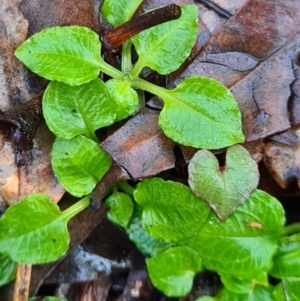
<box><xmin>133</xmin><ymin>178</ymin><xmax>210</xmax><ymax>242</ymax></box>
<box><xmin>15</xmin><ymin>26</ymin><xmax>102</xmax><ymax>85</ymax></box>
<box><xmin>0</xmin><ymin>194</ymin><xmax>69</xmax><ymax>263</ymax></box>
<box><xmin>52</xmin><ymin>136</ymin><xmax>112</xmax><ymax>197</ymax></box>
<box><xmin>43</xmin><ymin>79</ymin><xmax>116</xmax><ymax>139</ymax></box>
<box><xmin>182</xmin><ymin>190</ymin><xmax>285</xmax><ymax>277</ymax></box>
<box><xmin>159</xmin><ymin>76</ymin><xmax>244</xmax><ymax>149</ymax></box>
<box><xmin>126</xmin><ymin>205</ymin><xmax>172</xmax><ymax>257</ymax></box>
<box><xmin>188</xmin><ymin>145</ymin><xmax>259</xmax><ymax>220</ymax></box>
<box><xmin>102</xmin><ymin>0</ymin><xmax>143</xmax><ymax>26</ymax></box>
<box><xmin>106</xmin><ymin>79</ymin><xmax>139</xmax><ymax>121</ymax></box>
<box><xmin>132</xmin><ymin>5</ymin><xmax>198</xmax><ymax>75</ymax></box>
<box><xmin>147</xmin><ymin>246</ymin><xmax>202</xmax><ymax>297</ymax></box>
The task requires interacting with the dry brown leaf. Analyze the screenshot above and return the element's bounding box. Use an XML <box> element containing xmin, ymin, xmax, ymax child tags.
<box><xmin>264</xmin><ymin>126</ymin><xmax>300</xmax><ymax>189</ymax></box>
<box><xmin>101</xmin><ymin>107</ymin><xmax>176</xmax><ymax>180</ymax></box>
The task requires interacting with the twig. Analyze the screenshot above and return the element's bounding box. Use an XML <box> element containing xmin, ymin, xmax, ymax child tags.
<box><xmin>195</xmin><ymin>0</ymin><xmax>232</xmax><ymax>18</ymax></box>
<box><xmin>103</xmin><ymin>4</ymin><xmax>181</xmax><ymax>51</ymax></box>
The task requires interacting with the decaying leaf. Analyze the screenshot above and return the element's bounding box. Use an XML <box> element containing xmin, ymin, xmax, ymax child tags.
<box><xmin>263</xmin><ymin>126</ymin><xmax>300</xmax><ymax>189</ymax></box>
<box><xmin>101</xmin><ymin>107</ymin><xmax>176</xmax><ymax>180</ymax></box>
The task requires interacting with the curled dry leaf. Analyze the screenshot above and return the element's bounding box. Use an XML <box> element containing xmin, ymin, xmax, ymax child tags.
<box><xmin>263</xmin><ymin>126</ymin><xmax>300</xmax><ymax>189</ymax></box>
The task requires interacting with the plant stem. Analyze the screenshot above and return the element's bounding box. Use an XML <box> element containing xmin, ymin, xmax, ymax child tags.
<box><xmin>61</xmin><ymin>195</ymin><xmax>91</xmax><ymax>221</ymax></box>
<box><xmin>97</xmin><ymin>58</ymin><xmax>125</xmax><ymax>80</ymax></box>
<box><xmin>132</xmin><ymin>77</ymin><xmax>169</xmax><ymax>100</ymax></box>
<box><xmin>117</xmin><ymin>181</ymin><xmax>135</xmax><ymax>197</ymax></box>
<box><xmin>281</xmin><ymin>222</ymin><xmax>300</xmax><ymax>237</ymax></box>
<box><xmin>121</xmin><ymin>41</ymin><xmax>133</xmax><ymax>74</ymax></box>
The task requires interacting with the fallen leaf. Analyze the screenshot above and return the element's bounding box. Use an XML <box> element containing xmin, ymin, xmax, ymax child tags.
<box><xmin>263</xmin><ymin>126</ymin><xmax>300</xmax><ymax>189</ymax></box>
<box><xmin>101</xmin><ymin>107</ymin><xmax>176</xmax><ymax>180</ymax></box>
<box><xmin>169</xmin><ymin>0</ymin><xmax>300</xmax><ymax>142</ymax></box>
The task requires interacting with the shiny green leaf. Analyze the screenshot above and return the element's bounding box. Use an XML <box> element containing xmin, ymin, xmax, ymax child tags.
<box><xmin>147</xmin><ymin>246</ymin><xmax>202</xmax><ymax>297</ymax></box>
<box><xmin>126</xmin><ymin>205</ymin><xmax>172</xmax><ymax>256</ymax></box>
<box><xmin>158</xmin><ymin>76</ymin><xmax>244</xmax><ymax>149</ymax></box>
<box><xmin>273</xmin><ymin>278</ymin><xmax>300</xmax><ymax>301</ymax></box>
<box><xmin>188</xmin><ymin>145</ymin><xmax>259</xmax><ymax>220</ymax></box>
<box><xmin>134</xmin><ymin>178</ymin><xmax>210</xmax><ymax>242</ymax></box>
<box><xmin>15</xmin><ymin>26</ymin><xmax>102</xmax><ymax>85</ymax></box>
<box><xmin>106</xmin><ymin>79</ymin><xmax>139</xmax><ymax>121</ymax></box>
<box><xmin>220</xmin><ymin>285</ymin><xmax>275</xmax><ymax>301</ymax></box>
<box><xmin>29</xmin><ymin>297</ymin><xmax>68</xmax><ymax>301</ymax></box>
<box><xmin>182</xmin><ymin>190</ymin><xmax>285</xmax><ymax>278</ymax></box>
<box><xmin>106</xmin><ymin>190</ymin><xmax>134</xmax><ymax>228</ymax></box>
<box><xmin>0</xmin><ymin>194</ymin><xmax>89</xmax><ymax>263</ymax></box>
<box><xmin>270</xmin><ymin>233</ymin><xmax>300</xmax><ymax>278</ymax></box>
<box><xmin>131</xmin><ymin>5</ymin><xmax>198</xmax><ymax>75</ymax></box>
<box><xmin>43</xmin><ymin>79</ymin><xmax>116</xmax><ymax>139</ymax></box>
<box><xmin>220</xmin><ymin>273</ymin><xmax>268</xmax><ymax>295</ymax></box>
<box><xmin>52</xmin><ymin>136</ymin><xmax>112</xmax><ymax>197</ymax></box>
<box><xmin>102</xmin><ymin>0</ymin><xmax>143</xmax><ymax>26</ymax></box>
<box><xmin>0</xmin><ymin>253</ymin><xmax>17</xmax><ymax>286</ymax></box>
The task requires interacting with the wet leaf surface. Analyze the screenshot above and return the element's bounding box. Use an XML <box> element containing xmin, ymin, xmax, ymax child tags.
<box><xmin>188</xmin><ymin>145</ymin><xmax>259</xmax><ymax>220</ymax></box>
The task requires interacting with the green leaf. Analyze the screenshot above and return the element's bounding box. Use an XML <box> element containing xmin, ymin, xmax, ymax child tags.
<box><xmin>126</xmin><ymin>205</ymin><xmax>172</xmax><ymax>256</ymax></box>
<box><xmin>106</xmin><ymin>79</ymin><xmax>139</xmax><ymax>121</ymax></box>
<box><xmin>0</xmin><ymin>194</ymin><xmax>89</xmax><ymax>263</ymax></box>
<box><xmin>102</xmin><ymin>0</ymin><xmax>143</xmax><ymax>26</ymax></box>
<box><xmin>273</xmin><ymin>278</ymin><xmax>300</xmax><ymax>301</ymax></box>
<box><xmin>52</xmin><ymin>136</ymin><xmax>112</xmax><ymax>197</ymax></box>
<box><xmin>106</xmin><ymin>190</ymin><xmax>134</xmax><ymax>228</ymax></box>
<box><xmin>220</xmin><ymin>285</ymin><xmax>275</xmax><ymax>301</ymax></box>
<box><xmin>158</xmin><ymin>76</ymin><xmax>244</xmax><ymax>149</ymax></box>
<box><xmin>133</xmin><ymin>178</ymin><xmax>210</xmax><ymax>242</ymax></box>
<box><xmin>188</xmin><ymin>145</ymin><xmax>259</xmax><ymax>220</ymax></box>
<box><xmin>146</xmin><ymin>246</ymin><xmax>202</xmax><ymax>297</ymax></box>
<box><xmin>220</xmin><ymin>273</ymin><xmax>268</xmax><ymax>295</ymax></box>
<box><xmin>0</xmin><ymin>253</ymin><xmax>17</xmax><ymax>286</ymax></box>
<box><xmin>181</xmin><ymin>190</ymin><xmax>285</xmax><ymax>278</ymax></box>
<box><xmin>270</xmin><ymin>233</ymin><xmax>300</xmax><ymax>278</ymax></box>
<box><xmin>43</xmin><ymin>79</ymin><xmax>116</xmax><ymax>139</ymax></box>
<box><xmin>15</xmin><ymin>26</ymin><xmax>102</xmax><ymax>85</ymax></box>
<box><xmin>131</xmin><ymin>5</ymin><xmax>198</xmax><ymax>75</ymax></box>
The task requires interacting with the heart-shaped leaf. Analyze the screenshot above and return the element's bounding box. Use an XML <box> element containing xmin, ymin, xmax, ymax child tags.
<box><xmin>188</xmin><ymin>145</ymin><xmax>259</xmax><ymax>220</ymax></box>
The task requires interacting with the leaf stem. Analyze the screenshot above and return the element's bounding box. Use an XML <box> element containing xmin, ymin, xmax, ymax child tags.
<box><xmin>61</xmin><ymin>195</ymin><xmax>91</xmax><ymax>222</ymax></box>
<box><xmin>132</xmin><ymin>77</ymin><xmax>169</xmax><ymax>100</ymax></box>
<box><xmin>121</xmin><ymin>41</ymin><xmax>133</xmax><ymax>74</ymax></box>
<box><xmin>117</xmin><ymin>181</ymin><xmax>135</xmax><ymax>197</ymax></box>
<box><xmin>281</xmin><ymin>222</ymin><xmax>300</xmax><ymax>237</ymax></box>
<box><xmin>97</xmin><ymin>59</ymin><xmax>125</xmax><ymax>80</ymax></box>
